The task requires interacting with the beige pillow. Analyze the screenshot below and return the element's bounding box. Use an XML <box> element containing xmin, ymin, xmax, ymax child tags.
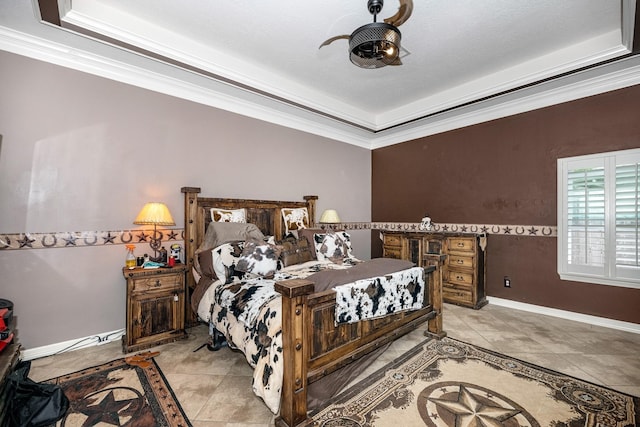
<box><xmin>194</xmin><ymin>222</ymin><xmax>265</xmax><ymax>275</ymax></box>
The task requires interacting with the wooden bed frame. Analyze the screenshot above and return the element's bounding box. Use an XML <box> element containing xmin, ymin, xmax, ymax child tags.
<box><xmin>181</xmin><ymin>187</ymin><xmax>445</xmax><ymax>427</ymax></box>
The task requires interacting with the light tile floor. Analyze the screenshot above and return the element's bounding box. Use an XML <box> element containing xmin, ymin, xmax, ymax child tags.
<box><xmin>29</xmin><ymin>303</ymin><xmax>640</xmax><ymax>426</ymax></box>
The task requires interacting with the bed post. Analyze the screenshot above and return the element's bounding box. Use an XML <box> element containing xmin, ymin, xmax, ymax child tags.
<box><xmin>303</xmin><ymin>195</ymin><xmax>318</xmax><ymax>227</ymax></box>
<box><xmin>424</xmin><ymin>253</ymin><xmax>447</xmax><ymax>338</ymax></box>
<box><xmin>274</xmin><ymin>278</ymin><xmax>316</xmax><ymax>427</ymax></box>
<box><xmin>181</xmin><ymin>187</ymin><xmax>201</xmax><ymax>305</ymax></box>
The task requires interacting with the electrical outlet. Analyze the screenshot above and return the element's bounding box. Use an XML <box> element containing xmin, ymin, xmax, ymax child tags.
<box><xmin>504</xmin><ymin>276</ymin><xmax>511</xmax><ymax>287</ymax></box>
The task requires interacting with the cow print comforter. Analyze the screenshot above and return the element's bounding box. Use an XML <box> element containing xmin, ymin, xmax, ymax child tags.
<box><xmin>198</xmin><ymin>258</ymin><xmax>423</xmax><ymax>414</ymax></box>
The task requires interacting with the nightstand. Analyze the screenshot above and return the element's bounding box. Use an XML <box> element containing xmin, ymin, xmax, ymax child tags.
<box><xmin>122</xmin><ymin>265</ymin><xmax>188</xmax><ymax>353</ymax></box>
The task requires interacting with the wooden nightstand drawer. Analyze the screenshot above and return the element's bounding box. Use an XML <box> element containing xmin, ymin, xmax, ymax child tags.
<box><xmin>447</xmin><ymin>254</ymin><xmax>475</xmax><ymax>270</ymax></box>
<box><xmin>130</xmin><ymin>273</ymin><xmax>182</xmax><ymax>294</ymax></box>
<box><xmin>447</xmin><ymin>237</ymin><xmax>475</xmax><ymax>253</ymax></box>
<box><xmin>383</xmin><ymin>234</ymin><xmax>403</xmax><ymax>247</ymax></box>
<box><xmin>445</xmin><ymin>269</ymin><xmax>475</xmax><ymax>287</ymax></box>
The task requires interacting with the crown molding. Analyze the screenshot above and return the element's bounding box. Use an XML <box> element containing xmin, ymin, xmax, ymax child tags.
<box><xmin>2</xmin><ymin>25</ymin><xmax>640</xmax><ymax>150</ymax></box>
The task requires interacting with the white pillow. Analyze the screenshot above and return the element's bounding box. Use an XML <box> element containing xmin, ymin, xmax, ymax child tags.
<box><xmin>210</xmin><ymin>207</ymin><xmax>246</xmax><ymax>223</ymax></box>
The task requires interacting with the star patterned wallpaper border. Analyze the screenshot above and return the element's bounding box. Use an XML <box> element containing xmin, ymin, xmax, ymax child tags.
<box><xmin>0</xmin><ymin>222</ymin><xmax>556</xmax><ymax>251</ymax></box>
<box><xmin>0</xmin><ymin>228</ymin><xmax>184</xmax><ymax>250</ymax></box>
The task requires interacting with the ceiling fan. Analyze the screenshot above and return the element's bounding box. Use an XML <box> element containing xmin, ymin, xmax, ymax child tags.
<box><xmin>319</xmin><ymin>0</ymin><xmax>414</xmax><ymax>69</ymax></box>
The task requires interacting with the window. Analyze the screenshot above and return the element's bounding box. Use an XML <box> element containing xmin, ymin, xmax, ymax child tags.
<box><xmin>558</xmin><ymin>148</ymin><xmax>640</xmax><ymax>288</ymax></box>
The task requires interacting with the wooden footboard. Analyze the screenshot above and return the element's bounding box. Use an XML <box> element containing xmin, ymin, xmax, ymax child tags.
<box><xmin>274</xmin><ymin>254</ymin><xmax>446</xmax><ymax>427</ymax></box>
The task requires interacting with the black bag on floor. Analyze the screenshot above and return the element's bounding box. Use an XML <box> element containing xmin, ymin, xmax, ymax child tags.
<box><xmin>6</xmin><ymin>360</ymin><xmax>69</xmax><ymax>427</ymax></box>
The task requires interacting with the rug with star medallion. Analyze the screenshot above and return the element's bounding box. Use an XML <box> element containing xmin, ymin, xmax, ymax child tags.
<box><xmin>307</xmin><ymin>337</ymin><xmax>639</xmax><ymax>427</ymax></box>
<box><xmin>45</xmin><ymin>351</ymin><xmax>191</xmax><ymax>426</ymax></box>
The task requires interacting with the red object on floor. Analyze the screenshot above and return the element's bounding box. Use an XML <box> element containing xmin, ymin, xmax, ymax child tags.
<box><xmin>0</xmin><ymin>332</ymin><xmax>13</xmax><ymax>352</ymax></box>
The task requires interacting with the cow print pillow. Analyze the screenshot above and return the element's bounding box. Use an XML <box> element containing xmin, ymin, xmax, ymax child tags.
<box><xmin>236</xmin><ymin>239</ymin><xmax>282</xmax><ymax>279</ymax></box>
<box><xmin>211</xmin><ymin>241</ymin><xmax>245</xmax><ymax>284</ymax></box>
<box><xmin>314</xmin><ymin>231</ymin><xmax>354</xmax><ymax>264</ymax></box>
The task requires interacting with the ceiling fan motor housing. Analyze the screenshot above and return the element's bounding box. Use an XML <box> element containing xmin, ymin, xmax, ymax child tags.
<box><xmin>349</xmin><ymin>22</ymin><xmax>401</xmax><ymax>68</ymax></box>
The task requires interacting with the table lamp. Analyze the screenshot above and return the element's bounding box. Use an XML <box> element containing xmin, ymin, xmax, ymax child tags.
<box><xmin>133</xmin><ymin>202</ymin><xmax>175</xmax><ymax>261</ymax></box>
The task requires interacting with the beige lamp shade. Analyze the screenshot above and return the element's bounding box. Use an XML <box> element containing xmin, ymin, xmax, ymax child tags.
<box><xmin>319</xmin><ymin>209</ymin><xmax>341</xmax><ymax>223</ymax></box>
<box><xmin>133</xmin><ymin>202</ymin><xmax>176</xmax><ymax>226</ymax></box>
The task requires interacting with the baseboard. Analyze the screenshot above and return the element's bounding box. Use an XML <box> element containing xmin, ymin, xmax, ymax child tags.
<box><xmin>21</xmin><ymin>329</ymin><xmax>125</xmax><ymax>361</ymax></box>
<box><xmin>487</xmin><ymin>297</ymin><xmax>640</xmax><ymax>334</ymax></box>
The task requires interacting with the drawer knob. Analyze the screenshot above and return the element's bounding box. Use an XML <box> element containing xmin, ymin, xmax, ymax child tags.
<box><xmin>456</xmin><ymin>259</ymin><xmax>464</xmax><ymax>264</ymax></box>
<box><xmin>457</xmin><ymin>243</ymin><xmax>464</xmax><ymax>247</ymax></box>
<box><xmin>456</xmin><ymin>275</ymin><xmax>464</xmax><ymax>281</ymax></box>
<box><xmin>154</xmin><ymin>280</ymin><xmax>161</xmax><ymax>287</ymax></box>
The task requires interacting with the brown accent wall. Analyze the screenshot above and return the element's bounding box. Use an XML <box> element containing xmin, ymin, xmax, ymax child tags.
<box><xmin>372</xmin><ymin>84</ymin><xmax>640</xmax><ymax>324</ymax></box>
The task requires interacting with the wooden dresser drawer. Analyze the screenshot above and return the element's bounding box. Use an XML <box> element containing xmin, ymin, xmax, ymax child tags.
<box><xmin>445</xmin><ymin>269</ymin><xmax>475</xmax><ymax>287</ymax></box>
<box><xmin>443</xmin><ymin>285</ymin><xmax>473</xmax><ymax>305</ymax></box>
<box><xmin>383</xmin><ymin>247</ymin><xmax>402</xmax><ymax>259</ymax></box>
<box><xmin>447</xmin><ymin>237</ymin><xmax>475</xmax><ymax>253</ymax></box>
<box><xmin>131</xmin><ymin>273</ymin><xmax>183</xmax><ymax>294</ymax></box>
<box><xmin>383</xmin><ymin>234</ymin><xmax>403</xmax><ymax>247</ymax></box>
<box><xmin>448</xmin><ymin>254</ymin><xmax>475</xmax><ymax>270</ymax></box>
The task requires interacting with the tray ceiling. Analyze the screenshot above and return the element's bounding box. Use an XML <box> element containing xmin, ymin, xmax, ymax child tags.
<box><xmin>1</xmin><ymin>1</ymin><xmax>639</xmax><ymax>148</ymax></box>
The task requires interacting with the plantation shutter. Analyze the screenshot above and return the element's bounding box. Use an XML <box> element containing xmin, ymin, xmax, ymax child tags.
<box><xmin>565</xmin><ymin>160</ymin><xmax>606</xmax><ymax>276</ymax></box>
<box><xmin>615</xmin><ymin>156</ymin><xmax>640</xmax><ymax>280</ymax></box>
<box><xmin>558</xmin><ymin>148</ymin><xmax>640</xmax><ymax>288</ymax></box>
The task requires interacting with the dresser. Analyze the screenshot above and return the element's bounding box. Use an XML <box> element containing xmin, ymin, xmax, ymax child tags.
<box><xmin>122</xmin><ymin>265</ymin><xmax>188</xmax><ymax>353</ymax></box>
<box><xmin>381</xmin><ymin>231</ymin><xmax>487</xmax><ymax>309</ymax></box>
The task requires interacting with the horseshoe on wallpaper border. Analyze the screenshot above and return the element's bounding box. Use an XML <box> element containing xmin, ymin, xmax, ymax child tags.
<box><xmin>515</xmin><ymin>227</ymin><xmax>525</xmax><ymax>235</ymax></box>
<box><xmin>542</xmin><ymin>227</ymin><xmax>553</xmax><ymax>236</ymax></box>
<box><xmin>0</xmin><ymin>235</ymin><xmax>11</xmax><ymax>249</ymax></box>
<box><xmin>491</xmin><ymin>225</ymin><xmax>501</xmax><ymax>234</ymax></box>
<box><xmin>121</xmin><ymin>231</ymin><xmax>133</xmax><ymax>243</ymax></box>
<box><xmin>83</xmin><ymin>233</ymin><xmax>98</xmax><ymax>246</ymax></box>
<box><xmin>41</xmin><ymin>234</ymin><xmax>58</xmax><ymax>247</ymax></box>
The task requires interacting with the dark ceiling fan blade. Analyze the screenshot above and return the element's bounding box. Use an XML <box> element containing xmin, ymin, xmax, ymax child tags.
<box><xmin>384</xmin><ymin>0</ymin><xmax>413</xmax><ymax>27</ymax></box>
<box><xmin>319</xmin><ymin>34</ymin><xmax>350</xmax><ymax>49</ymax></box>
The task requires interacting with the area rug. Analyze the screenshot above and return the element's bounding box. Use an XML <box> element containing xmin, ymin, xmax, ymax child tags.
<box><xmin>45</xmin><ymin>351</ymin><xmax>191</xmax><ymax>426</ymax></box>
<box><xmin>308</xmin><ymin>337</ymin><xmax>639</xmax><ymax>427</ymax></box>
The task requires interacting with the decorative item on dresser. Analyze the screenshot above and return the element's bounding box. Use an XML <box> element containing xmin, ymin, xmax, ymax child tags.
<box><xmin>122</xmin><ymin>264</ymin><xmax>188</xmax><ymax>353</ymax></box>
<box><xmin>381</xmin><ymin>230</ymin><xmax>487</xmax><ymax>309</ymax></box>
<box><xmin>181</xmin><ymin>187</ymin><xmax>446</xmax><ymax>427</ymax></box>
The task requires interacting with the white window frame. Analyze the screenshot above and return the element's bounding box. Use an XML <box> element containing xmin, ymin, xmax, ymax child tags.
<box><xmin>557</xmin><ymin>147</ymin><xmax>640</xmax><ymax>289</ymax></box>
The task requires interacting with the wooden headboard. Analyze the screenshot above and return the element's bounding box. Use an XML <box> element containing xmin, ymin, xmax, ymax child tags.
<box><xmin>181</xmin><ymin>187</ymin><xmax>318</xmax><ymax>291</ymax></box>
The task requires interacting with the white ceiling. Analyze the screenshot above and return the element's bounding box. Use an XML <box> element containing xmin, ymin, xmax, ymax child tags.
<box><xmin>0</xmin><ymin>1</ymin><xmax>639</xmax><ymax>148</ymax></box>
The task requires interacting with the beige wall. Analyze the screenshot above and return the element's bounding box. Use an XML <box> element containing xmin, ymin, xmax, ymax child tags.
<box><xmin>0</xmin><ymin>51</ymin><xmax>372</xmax><ymax>349</ymax></box>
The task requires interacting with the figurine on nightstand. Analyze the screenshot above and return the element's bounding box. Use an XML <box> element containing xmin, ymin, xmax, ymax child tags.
<box><xmin>170</xmin><ymin>243</ymin><xmax>183</xmax><ymax>264</ymax></box>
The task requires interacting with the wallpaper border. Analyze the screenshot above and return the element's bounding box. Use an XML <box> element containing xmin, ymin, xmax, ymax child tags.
<box><xmin>328</xmin><ymin>222</ymin><xmax>557</xmax><ymax>237</ymax></box>
<box><xmin>0</xmin><ymin>228</ymin><xmax>185</xmax><ymax>251</ymax></box>
<box><xmin>0</xmin><ymin>222</ymin><xmax>556</xmax><ymax>251</ymax></box>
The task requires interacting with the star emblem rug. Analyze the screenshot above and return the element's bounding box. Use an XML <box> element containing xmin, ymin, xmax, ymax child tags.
<box><xmin>307</xmin><ymin>337</ymin><xmax>639</xmax><ymax>427</ymax></box>
<box><xmin>45</xmin><ymin>351</ymin><xmax>191</xmax><ymax>426</ymax></box>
